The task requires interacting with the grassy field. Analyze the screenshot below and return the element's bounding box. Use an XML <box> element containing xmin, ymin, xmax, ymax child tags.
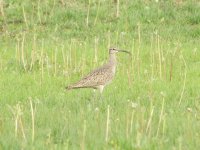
<box><xmin>0</xmin><ymin>0</ymin><xmax>200</xmax><ymax>149</ymax></box>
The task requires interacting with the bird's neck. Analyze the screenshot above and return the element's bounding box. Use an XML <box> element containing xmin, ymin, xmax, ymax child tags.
<box><xmin>108</xmin><ymin>53</ymin><xmax>117</xmax><ymax>65</ymax></box>
<box><xmin>108</xmin><ymin>53</ymin><xmax>117</xmax><ymax>75</ymax></box>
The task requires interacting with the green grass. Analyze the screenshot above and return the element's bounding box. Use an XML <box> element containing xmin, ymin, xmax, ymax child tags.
<box><xmin>0</xmin><ymin>0</ymin><xmax>200</xmax><ymax>149</ymax></box>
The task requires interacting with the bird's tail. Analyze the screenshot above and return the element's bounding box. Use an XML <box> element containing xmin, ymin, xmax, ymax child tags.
<box><xmin>65</xmin><ymin>84</ymin><xmax>81</xmax><ymax>90</ymax></box>
<box><xmin>66</xmin><ymin>84</ymin><xmax>85</xmax><ymax>91</ymax></box>
<box><xmin>65</xmin><ymin>85</ymin><xmax>74</xmax><ymax>90</ymax></box>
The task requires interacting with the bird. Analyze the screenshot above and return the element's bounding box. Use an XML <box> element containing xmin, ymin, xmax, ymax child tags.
<box><xmin>66</xmin><ymin>48</ymin><xmax>131</xmax><ymax>94</ymax></box>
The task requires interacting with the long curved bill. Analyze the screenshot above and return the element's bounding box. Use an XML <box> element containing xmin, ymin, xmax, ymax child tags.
<box><xmin>117</xmin><ymin>50</ymin><xmax>131</xmax><ymax>55</ymax></box>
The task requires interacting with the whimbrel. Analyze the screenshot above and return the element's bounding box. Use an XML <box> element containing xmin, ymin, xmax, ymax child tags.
<box><xmin>66</xmin><ymin>48</ymin><xmax>131</xmax><ymax>93</ymax></box>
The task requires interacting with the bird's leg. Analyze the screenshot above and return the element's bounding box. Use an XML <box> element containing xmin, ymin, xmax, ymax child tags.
<box><xmin>90</xmin><ymin>89</ymin><xmax>99</xmax><ymax>107</ymax></box>
<box><xmin>99</xmin><ymin>93</ymin><xmax>103</xmax><ymax>101</ymax></box>
<box><xmin>88</xmin><ymin>89</ymin><xmax>95</xmax><ymax>101</ymax></box>
<box><xmin>92</xmin><ymin>89</ymin><xmax>97</xmax><ymax>100</ymax></box>
<box><xmin>90</xmin><ymin>86</ymin><xmax>104</xmax><ymax>105</ymax></box>
<box><xmin>98</xmin><ymin>85</ymin><xmax>104</xmax><ymax>101</ymax></box>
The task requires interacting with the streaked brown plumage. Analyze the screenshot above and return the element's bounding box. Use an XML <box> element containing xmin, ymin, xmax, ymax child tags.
<box><xmin>66</xmin><ymin>48</ymin><xmax>131</xmax><ymax>93</ymax></box>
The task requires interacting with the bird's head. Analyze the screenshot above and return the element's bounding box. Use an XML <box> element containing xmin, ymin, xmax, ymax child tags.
<box><xmin>109</xmin><ymin>48</ymin><xmax>131</xmax><ymax>55</ymax></box>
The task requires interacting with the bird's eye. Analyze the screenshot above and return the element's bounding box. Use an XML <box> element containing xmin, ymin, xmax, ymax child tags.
<box><xmin>109</xmin><ymin>48</ymin><xmax>117</xmax><ymax>51</ymax></box>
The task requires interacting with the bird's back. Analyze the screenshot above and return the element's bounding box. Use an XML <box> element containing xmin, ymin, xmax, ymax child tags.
<box><xmin>66</xmin><ymin>63</ymin><xmax>115</xmax><ymax>89</ymax></box>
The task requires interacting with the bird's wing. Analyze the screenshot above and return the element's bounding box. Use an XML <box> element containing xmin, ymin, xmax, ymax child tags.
<box><xmin>71</xmin><ymin>66</ymin><xmax>113</xmax><ymax>88</ymax></box>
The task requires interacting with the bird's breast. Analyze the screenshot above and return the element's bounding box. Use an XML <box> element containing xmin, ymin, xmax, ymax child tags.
<box><xmin>111</xmin><ymin>66</ymin><xmax>116</xmax><ymax>74</ymax></box>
